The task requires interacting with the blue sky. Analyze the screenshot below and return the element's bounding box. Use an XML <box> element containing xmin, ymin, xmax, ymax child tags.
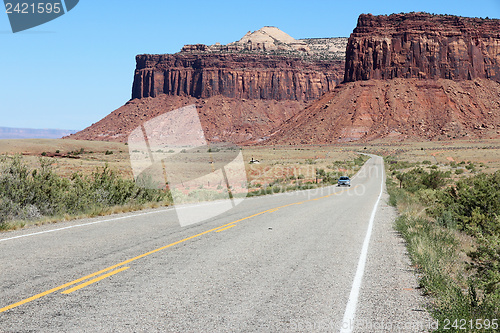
<box><xmin>1</xmin><ymin>0</ymin><xmax>499</xmax><ymax>131</ymax></box>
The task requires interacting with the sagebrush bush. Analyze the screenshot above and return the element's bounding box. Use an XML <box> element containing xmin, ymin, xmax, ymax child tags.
<box><xmin>0</xmin><ymin>156</ymin><xmax>169</xmax><ymax>228</ymax></box>
<box><xmin>388</xmin><ymin>166</ymin><xmax>500</xmax><ymax>327</ymax></box>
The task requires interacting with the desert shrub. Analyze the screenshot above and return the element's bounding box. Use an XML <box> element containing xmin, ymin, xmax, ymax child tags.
<box><xmin>436</xmin><ymin>172</ymin><xmax>500</xmax><ymax>313</ymax></box>
<box><xmin>0</xmin><ymin>156</ymin><xmax>168</xmax><ymax>226</ymax></box>
<box><xmin>387</xmin><ymin>159</ymin><xmax>417</xmax><ymax>171</ymax></box>
<box><xmin>421</xmin><ymin>170</ymin><xmax>450</xmax><ymax>189</ymax></box>
<box><xmin>354</xmin><ymin>155</ymin><xmax>367</xmax><ymax>166</ymax></box>
<box><xmin>394</xmin><ymin>168</ymin><xmax>449</xmax><ymax>192</ymax></box>
<box><xmin>439</xmin><ymin>171</ymin><xmax>500</xmax><ymax>235</ymax></box>
<box><xmin>316</xmin><ymin>168</ymin><xmax>326</xmax><ymax>177</ymax></box>
<box><xmin>388</xmin><ymin>166</ymin><xmax>500</xmax><ymax>326</ymax></box>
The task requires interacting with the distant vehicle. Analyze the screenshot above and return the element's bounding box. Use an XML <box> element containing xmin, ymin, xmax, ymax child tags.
<box><xmin>337</xmin><ymin>176</ymin><xmax>351</xmax><ymax>187</ymax></box>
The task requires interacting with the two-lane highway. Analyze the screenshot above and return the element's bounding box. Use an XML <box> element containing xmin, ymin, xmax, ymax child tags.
<box><xmin>0</xmin><ymin>156</ymin><xmax>432</xmax><ymax>332</ymax></box>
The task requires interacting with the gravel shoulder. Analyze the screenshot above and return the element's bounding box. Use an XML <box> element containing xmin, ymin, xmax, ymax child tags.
<box><xmin>355</xmin><ymin>188</ymin><xmax>435</xmax><ymax>332</ymax></box>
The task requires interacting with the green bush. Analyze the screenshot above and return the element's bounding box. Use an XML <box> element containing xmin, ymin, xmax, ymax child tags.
<box><xmin>394</xmin><ymin>168</ymin><xmax>450</xmax><ymax>192</ymax></box>
<box><xmin>440</xmin><ymin>172</ymin><xmax>500</xmax><ymax>235</ymax></box>
<box><xmin>388</xmin><ymin>166</ymin><xmax>500</xmax><ymax>327</ymax></box>
<box><xmin>0</xmin><ymin>156</ymin><xmax>168</xmax><ymax>227</ymax></box>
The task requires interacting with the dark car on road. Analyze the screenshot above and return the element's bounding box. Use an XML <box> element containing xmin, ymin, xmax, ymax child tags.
<box><xmin>337</xmin><ymin>176</ymin><xmax>351</xmax><ymax>187</ymax></box>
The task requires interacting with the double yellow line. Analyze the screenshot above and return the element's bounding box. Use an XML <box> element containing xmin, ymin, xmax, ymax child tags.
<box><xmin>0</xmin><ymin>186</ymin><xmax>356</xmax><ymax>314</ymax></box>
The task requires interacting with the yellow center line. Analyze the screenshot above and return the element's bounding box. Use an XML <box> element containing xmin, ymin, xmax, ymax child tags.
<box><xmin>0</xmin><ymin>184</ymin><xmax>360</xmax><ymax>313</ymax></box>
<box><xmin>0</xmin><ymin>263</ymin><xmax>130</xmax><ymax>313</ymax></box>
<box><xmin>0</xmin><ymin>224</ymin><xmax>231</xmax><ymax>314</ymax></box>
<box><xmin>215</xmin><ymin>225</ymin><xmax>236</xmax><ymax>233</ymax></box>
<box><xmin>61</xmin><ymin>267</ymin><xmax>130</xmax><ymax>294</ymax></box>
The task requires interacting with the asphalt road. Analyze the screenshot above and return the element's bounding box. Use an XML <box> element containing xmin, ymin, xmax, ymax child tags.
<box><xmin>0</xmin><ymin>155</ymin><xmax>433</xmax><ymax>332</ymax></box>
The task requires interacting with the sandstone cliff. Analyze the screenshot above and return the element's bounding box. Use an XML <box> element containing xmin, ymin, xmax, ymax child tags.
<box><xmin>67</xmin><ymin>16</ymin><xmax>500</xmax><ymax>146</ymax></box>
<box><xmin>345</xmin><ymin>13</ymin><xmax>500</xmax><ymax>82</ymax></box>
<box><xmin>131</xmin><ymin>53</ymin><xmax>344</xmax><ymax>101</ymax></box>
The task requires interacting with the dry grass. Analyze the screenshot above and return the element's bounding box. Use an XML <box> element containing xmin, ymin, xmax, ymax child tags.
<box><xmin>361</xmin><ymin>138</ymin><xmax>500</xmax><ymax>172</ymax></box>
<box><xmin>0</xmin><ymin>139</ymin><xmax>366</xmax><ymax>231</ymax></box>
<box><xmin>0</xmin><ymin>139</ymin><xmax>132</xmax><ymax>178</ymax></box>
<box><xmin>242</xmin><ymin>145</ymin><xmax>361</xmax><ymax>186</ymax></box>
<box><xmin>0</xmin><ymin>139</ymin><xmax>363</xmax><ymax>182</ymax></box>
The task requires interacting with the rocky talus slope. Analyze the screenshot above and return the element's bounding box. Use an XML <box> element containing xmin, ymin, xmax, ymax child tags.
<box><xmin>67</xmin><ymin>95</ymin><xmax>308</xmax><ymax>144</ymax></box>
<box><xmin>266</xmin><ymin>78</ymin><xmax>500</xmax><ymax>144</ymax></box>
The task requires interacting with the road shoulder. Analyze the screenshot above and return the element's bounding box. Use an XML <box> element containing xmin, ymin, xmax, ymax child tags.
<box><xmin>354</xmin><ymin>189</ymin><xmax>435</xmax><ymax>332</ymax></box>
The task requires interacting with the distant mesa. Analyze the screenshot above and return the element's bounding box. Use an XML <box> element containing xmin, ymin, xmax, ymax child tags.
<box><xmin>0</xmin><ymin>127</ymin><xmax>77</xmax><ymax>140</ymax></box>
<box><xmin>181</xmin><ymin>26</ymin><xmax>348</xmax><ymax>61</ymax></box>
<box><xmin>266</xmin><ymin>13</ymin><xmax>500</xmax><ymax>145</ymax></box>
<box><xmin>67</xmin><ymin>27</ymin><xmax>346</xmax><ymax>144</ymax></box>
<box><xmin>67</xmin><ymin>15</ymin><xmax>500</xmax><ymax>145</ymax></box>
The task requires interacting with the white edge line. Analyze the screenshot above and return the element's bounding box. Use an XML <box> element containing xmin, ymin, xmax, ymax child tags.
<box><xmin>0</xmin><ymin>209</ymin><xmax>172</xmax><ymax>243</ymax></box>
<box><xmin>0</xmin><ymin>196</ymin><xmax>263</xmax><ymax>243</ymax></box>
<box><xmin>339</xmin><ymin>156</ymin><xmax>384</xmax><ymax>333</ymax></box>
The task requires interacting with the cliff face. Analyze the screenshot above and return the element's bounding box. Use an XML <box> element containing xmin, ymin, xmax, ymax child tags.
<box><xmin>68</xmin><ymin>17</ymin><xmax>500</xmax><ymax>146</ymax></box>
<box><xmin>345</xmin><ymin>13</ymin><xmax>500</xmax><ymax>82</ymax></box>
<box><xmin>132</xmin><ymin>53</ymin><xmax>344</xmax><ymax>101</ymax></box>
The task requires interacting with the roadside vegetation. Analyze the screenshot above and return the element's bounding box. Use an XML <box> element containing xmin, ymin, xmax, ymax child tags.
<box><xmin>386</xmin><ymin>157</ymin><xmax>499</xmax><ymax>332</ymax></box>
<box><xmin>246</xmin><ymin>154</ymin><xmax>369</xmax><ymax>196</ymax></box>
<box><xmin>0</xmin><ymin>155</ymin><xmax>170</xmax><ymax>231</ymax></box>
<box><xmin>0</xmin><ymin>152</ymin><xmax>370</xmax><ymax>231</ymax></box>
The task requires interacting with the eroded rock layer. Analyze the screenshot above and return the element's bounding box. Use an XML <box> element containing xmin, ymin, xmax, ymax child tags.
<box><xmin>132</xmin><ymin>53</ymin><xmax>344</xmax><ymax>101</ymax></box>
<box><xmin>345</xmin><ymin>13</ymin><xmax>500</xmax><ymax>82</ymax></box>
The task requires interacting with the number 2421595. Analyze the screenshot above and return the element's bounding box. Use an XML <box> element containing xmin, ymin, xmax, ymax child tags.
<box><xmin>443</xmin><ymin>319</ymin><xmax>498</xmax><ymax>330</ymax></box>
<box><xmin>5</xmin><ymin>3</ymin><xmax>62</xmax><ymax>14</ymax></box>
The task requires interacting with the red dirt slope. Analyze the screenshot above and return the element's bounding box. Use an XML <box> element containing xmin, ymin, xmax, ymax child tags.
<box><xmin>265</xmin><ymin>78</ymin><xmax>500</xmax><ymax>145</ymax></box>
